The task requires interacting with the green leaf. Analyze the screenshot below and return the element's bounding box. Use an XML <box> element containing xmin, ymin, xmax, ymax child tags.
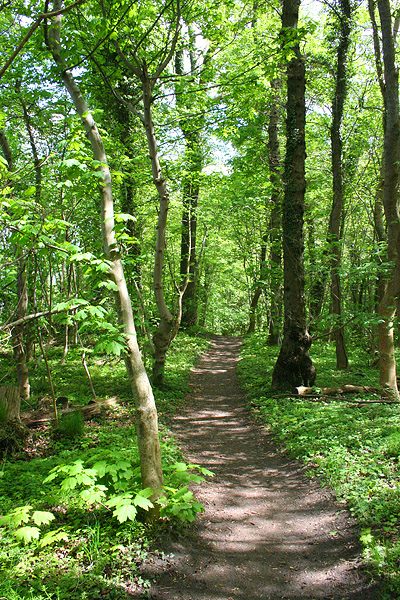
<box><xmin>114</xmin><ymin>212</ymin><xmax>136</xmax><ymax>223</ymax></box>
<box><xmin>31</xmin><ymin>511</ymin><xmax>55</xmax><ymax>526</ymax></box>
<box><xmin>97</xmin><ymin>280</ymin><xmax>119</xmax><ymax>291</ymax></box>
<box><xmin>105</xmin><ymin>493</ymin><xmax>132</xmax><ymax>508</ymax></box>
<box><xmin>133</xmin><ymin>493</ymin><xmax>153</xmax><ymax>511</ymax></box>
<box><xmin>197</xmin><ymin>467</ymin><xmax>214</xmax><ymax>477</ymax></box>
<box><xmin>113</xmin><ymin>503</ymin><xmax>137</xmax><ymax>523</ymax></box>
<box><xmin>43</xmin><ymin>470</ymin><xmax>59</xmax><ymax>484</ymax></box>
<box><xmin>80</xmin><ymin>488</ymin><xmax>103</xmax><ymax>504</ymax></box>
<box><xmin>61</xmin><ymin>477</ymin><xmax>78</xmax><ymax>491</ymax></box>
<box><xmin>0</xmin><ymin>505</ymin><xmax>32</xmax><ymax>528</ymax></box>
<box><xmin>14</xmin><ymin>526</ymin><xmax>40</xmax><ymax>544</ymax></box>
<box><xmin>39</xmin><ymin>529</ymin><xmax>69</xmax><ymax>548</ymax></box>
<box><xmin>138</xmin><ymin>488</ymin><xmax>154</xmax><ymax>498</ymax></box>
<box><xmin>172</xmin><ymin>462</ymin><xmax>188</xmax><ymax>472</ymax></box>
<box><xmin>62</xmin><ymin>158</ymin><xmax>86</xmax><ymax>169</ymax></box>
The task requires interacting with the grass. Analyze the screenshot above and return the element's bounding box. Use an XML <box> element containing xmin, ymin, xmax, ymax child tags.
<box><xmin>0</xmin><ymin>332</ymin><xmax>209</xmax><ymax>600</ymax></box>
<box><xmin>238</xmin><ymin>333</ymin><xmax>400</xmax><ymax>597</ymax></box>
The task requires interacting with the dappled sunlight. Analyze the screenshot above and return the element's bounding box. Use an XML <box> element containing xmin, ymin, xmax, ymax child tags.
<box><xmin>149</xmin><ymin>337</ymin><xmax>378</xmax><ymax>599</ymax></box>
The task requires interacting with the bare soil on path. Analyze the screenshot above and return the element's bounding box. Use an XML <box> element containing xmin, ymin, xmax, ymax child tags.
<box><xmin>147</xmin><ymin>337</ymin><xmax>381</xmax><ymax>600</ymax></box>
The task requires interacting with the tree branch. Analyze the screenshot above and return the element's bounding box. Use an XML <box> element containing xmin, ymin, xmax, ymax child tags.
<box><xmin>1</xmin><ymin>303</ymin><xmax>83</xmax><ymax>331</ymax></box>
<box><xmin>0</xmin><ymin>0</ymin><xmax>87</xmax><ymax>79</ymax></box>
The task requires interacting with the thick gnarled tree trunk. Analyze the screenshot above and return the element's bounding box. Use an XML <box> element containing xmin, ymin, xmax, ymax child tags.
<box><xmin>47</xmin><ymin>2</ymin><xmax>163</xmax><ymax>501</ymax></box>
<box><xmin>272</xmin><ymin>0</ymin><xmax>315</xmax><ymax>390</ymax></box>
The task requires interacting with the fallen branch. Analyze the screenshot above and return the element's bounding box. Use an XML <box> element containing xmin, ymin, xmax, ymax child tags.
<box><xmin>23</xmin><ymin>397</ymin><xmax>121</xmax><ymax>427</ymax></box>
<box><xmin>286</xmin><ymin>396</ymin><xmax>400</xmax><ymax>405</ymax></box>
<box><xmin>294</xmin><ymin>385</ymin><xmax>379</xmax><ymax>396</ymax></box>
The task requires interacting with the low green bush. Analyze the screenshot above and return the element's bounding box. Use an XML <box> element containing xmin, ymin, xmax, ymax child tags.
<box><xmin>0</xmin><ymin>333</ymin><xmax>210</xmax><ymax>600</ymax></box>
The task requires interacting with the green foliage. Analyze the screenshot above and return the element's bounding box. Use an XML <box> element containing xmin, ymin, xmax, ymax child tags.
<box><xmin>54</xmin><ymin>411</ymin><xmax>85</xmax><ymax>439</ymax></box>
<box><xmin>0</xmin><ymin>333</ymin><xmax>209</xmax><ymax>599</ymax></box>
<box><xmin>0</xmin><ymin>504</ymin><xmax>64</xmax><ymax>546</ymax></box>
<box><xmin>240</xmin><ymin>333</ymin><xmax>400</xmax><ymax>594</ymax></box>
<box><xmin>43</xmin><ymin>454</ymin><xmax>211</xmax><ymax>524</ymax></box>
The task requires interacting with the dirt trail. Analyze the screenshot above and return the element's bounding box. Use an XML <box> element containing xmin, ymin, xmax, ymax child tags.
<box><xmin>148</xmin><ymin>337</ymin><xmax>380</xmax><ymax>599</ymax></box>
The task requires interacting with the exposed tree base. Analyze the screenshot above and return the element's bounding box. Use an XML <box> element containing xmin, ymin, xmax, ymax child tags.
<box><xmin>272</xmin><ymin>331</ymin><xmax>316</xmax><ymax>391</ymax></box>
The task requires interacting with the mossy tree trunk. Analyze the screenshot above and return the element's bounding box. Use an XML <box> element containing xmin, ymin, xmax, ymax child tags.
<box><xmin>328</xmin><ymin>0</ymin><xmax>352</xmax><ymax>370</ymax></box>
<box><xmin>271</xmin><ymin>0</ymin><xmax>315</xmax><ymax>390</ymax></box>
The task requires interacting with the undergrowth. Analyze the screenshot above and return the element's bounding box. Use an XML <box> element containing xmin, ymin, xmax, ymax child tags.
<box><xmin>239</xmin><ymin>333</ymin><xmax>400</xmax><ymax>598</ymax></box>
<box><xmin>0</xmin><ymin>333</ymin><xmax>209</xmax><ymax>600</ymax></box>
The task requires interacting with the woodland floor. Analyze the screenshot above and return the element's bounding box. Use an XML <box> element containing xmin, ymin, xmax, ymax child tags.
<box><xmin>146</xmin><ymin>336</ymin><xmax>381</xmax><ymax>600</ymax></box>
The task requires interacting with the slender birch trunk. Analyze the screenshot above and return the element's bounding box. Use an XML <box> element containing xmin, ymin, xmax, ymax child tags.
<box><xmin>47</xmin><ymin>2</ymin><xmax>163</xmax><ymax>498</ymax></box>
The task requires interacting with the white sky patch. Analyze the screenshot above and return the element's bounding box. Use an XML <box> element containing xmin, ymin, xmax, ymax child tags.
<box><xmin>301</xmin><ymin>0</ymin><xmax>324</xmax><ymax>20</ymax></box>
<box><xmin>203</xmin><ymin>137</ymin><xmax>236</xmax><ymax>175</ymax></box>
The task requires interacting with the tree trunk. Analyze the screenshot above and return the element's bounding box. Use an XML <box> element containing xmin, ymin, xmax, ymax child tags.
<box><xmin>0</xmin><ymin>386</ymin><xmax>21</xmax><ymax>421</ymax></box>
<box><xmin>308</xmin><ymin>218</ymin><xmax>326</xmax><ymax>325</ymax></box>
<box><xmin>328</xmin><ymin>0</ymin><xmax>351</xmax><ymax>370</ymax></box>
<box><xmin>272</xmin><ymin>0</ymin><xmax>315</xmax><ymax>390</ymax></box>
<box><xmin>141</xmin><ymin>75</ymin><xmax>179</xmax><ymax>386</ymax></box>
<box><xmin>267</xmin><ymin>79</ymin><xmax>282</xmax><ymax>345</ymax></box>
<box><xmin>0</xmin><ymin>129</ymin><xmax>30</xmax><ymax>399</ymax></box>
<box><xmin>376</xmin><ymin>0</ymin><xmax>400</xmax><ymax>399</ymax></box>
<box><xmin>175</xmin><ymin>49</ymin><xmax>203</xmax><ymax>328</ymax></box>
<box><xmin>47</xmin><ymin>3</ymin><xmax>163</xmax><ymax>501</ymax></box>
<box><xmin>179</xmin><ymin>133</ymin><xmax>200</xmax><ymax>328</ymax></box>
<box><xmin>13</xmin><ymin>257</ymin><xmax>30</xmax><ymax>400</ymax></box>
<box><xmin>247</xmin><ymin>249</ymin><xmax>265</xmax><ymax>335</ymax></box>
<box><xmin>247</xmin><ymin>80</ymin><xmax>282</xmax><ymax>338</ymax></box>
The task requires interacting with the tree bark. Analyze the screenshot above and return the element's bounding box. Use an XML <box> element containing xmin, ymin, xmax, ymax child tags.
<box><xmin>175</xmin><ymin>48</ymin><xmax>203</xmax><ymax>328</ymax></box>
<box><xmin>13</xmin><ymin>256</ymin><xmax>30</xmax><ymax>400</ymax></box>
<box><xmin>141</xmin><ymin>74</ymin><xmax>178</xmax><ymax>386</ymax></box>
<box><xmin>267</xmin><ymin>79</ymin><xmax>282</xmax><ymax>345</ymax></box>
<box><xmin>328</xmin><ymin>0</ymin><xmax>351</xmax><ymax>369</ymax></box>
<box><xmin>247</xmin><ymin>80</ymin><xmax>282</xmax><ymax>338</ymax></box>
<box><xmin>47</xmin><ymin>2</ymin><xmax>163</xmax><ymax>501</ymax></box>
<box><xmin>247</xmin><ymin>246</ymin><xmax>266</xmax><ymax>334</ymax></box>
<box><xmin>0</xmin><ymin>386</ymin><xmax>21</xmax><ymax>421</ymax></box>
<box><xmin>272</xmin><ymin>0</ymin><xmax>315</xmax><ymax>390</ymax></box>
<box><xmin>376</xmin><ymin>0</ymin><xmax>400</xmax><ymax>399</ymax></box>
<box><xmin>0</xmin><ymin>129</ymin><xmax>31</xmax><ymax>400</ymax></box>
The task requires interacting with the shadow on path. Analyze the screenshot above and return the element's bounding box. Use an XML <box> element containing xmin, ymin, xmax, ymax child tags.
<box><xmin>147</xmin><ymin>337</ymin><xmax>380</xmax><ymax>600</ymax></box>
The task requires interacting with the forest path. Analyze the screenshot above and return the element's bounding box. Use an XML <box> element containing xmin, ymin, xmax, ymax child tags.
<box><xmin>147</xmin><ymin>337</ymin><xmax>379</xmax><ymax>600</ymax></box>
